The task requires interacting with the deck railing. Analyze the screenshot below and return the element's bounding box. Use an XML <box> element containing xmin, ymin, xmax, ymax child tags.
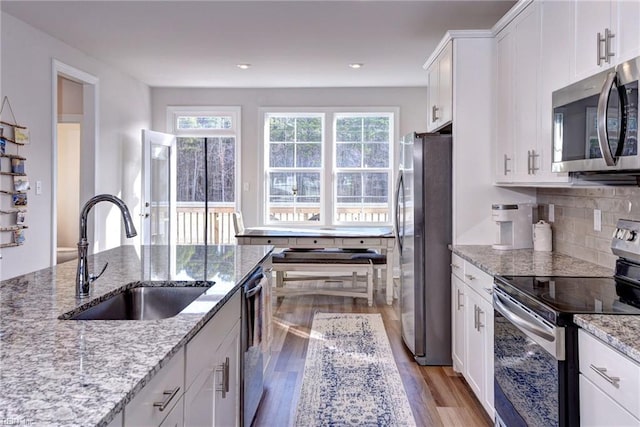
<box><xmin>176</xmin><ymin>204</ymin><xmax>390</xmax><ymax>245</ymax></box>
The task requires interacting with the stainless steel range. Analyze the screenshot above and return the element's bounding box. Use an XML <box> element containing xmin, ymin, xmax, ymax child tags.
<box><xmin>493</xmin><ymin>219</ymin><xmax>640</xmax><ymax>427</ymax></box>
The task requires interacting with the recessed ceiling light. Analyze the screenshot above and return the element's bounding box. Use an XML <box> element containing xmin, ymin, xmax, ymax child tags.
<box><xmin>237</xmin><ymin>64</ymin><xmax>251</xmax><ymax>70</ymax></box>
<box><xmin>349</xmin><ymin>63</ymin><xmax>364</xmax><ymax>69</ymax></box>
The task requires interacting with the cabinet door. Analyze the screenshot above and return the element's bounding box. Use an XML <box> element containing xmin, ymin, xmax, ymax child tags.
<box><xmin>437</xmin><ymin>42</ymin><xmax>453</xmax><ymax>127</ymax></box>
<box><xmin>451</xmin><ymin>274</ymin><xmax>465</xmax><ymax>373</ymax></box>
<box><xmin>495</xmin><ymin>29</ymin><xmax>515</xmax><ymax>182</ymax></box>
<box><xmin>580</xmin><ymin>375</ymin><xmax>639</xmax><ymax>427</ymax></box>
<box><xmin>184</xmin><ymin>363</ymin><xmax>215</xmax><ymax>426</ymax></box>
<box><xmin>214</xmin><ymin>320</ymin><xmax>241</xmax><ymax>427</ymax></box>
<box><xmin>616</xmin><ymin>0</ymin><xmax>640</xmax><ymax>63</ymax></box>
<box><xmin>513</xmin><ymin>3</ymin><xmax>541</xmax><ymax>181</ymax></box>
<box><xmin>573</xmin><ymin>0</ymin><xmax>613</xmax><ymax>80</ymax></box>
<box><xmin>426</xmin><ymin>62</ymin><xmax>439</xmax><ymax>131</ymax></box>
<box><xmin>478</xmin><ymin>293</ymin><xmax>494</xmax><ymax>418</ymax></box>
<box><xmin>464</xmin><ymin>287</ymin><xmax>485</xmax><ymax>399</ymax></box>
<box><xmin>538</xmin><ymin>0</ymin><xmax>572</xmax><ymax>183</ymax></box>
<box><xmin>159</xmin><ymin>396</ymin><xmax>184</xmax><ymax>427</ymax></box>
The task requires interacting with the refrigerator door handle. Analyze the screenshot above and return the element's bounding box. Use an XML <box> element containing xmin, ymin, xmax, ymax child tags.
<box><xmin>394</xmin><ymin>171</ymin><xmax>404</xmax><ymax>253</ymax></box>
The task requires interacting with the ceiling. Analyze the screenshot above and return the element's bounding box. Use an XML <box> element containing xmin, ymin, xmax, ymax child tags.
<box><xmin>1</xmin><ymin>0</ymin><xmax>515</xmax><ymax>88</ymax></box>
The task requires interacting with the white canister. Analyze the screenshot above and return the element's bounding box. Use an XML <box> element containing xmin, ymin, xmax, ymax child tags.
<box><xmin>533</xmin><ymin>220</ymin><xmax>552</xmax><ymax>252</ymax></box>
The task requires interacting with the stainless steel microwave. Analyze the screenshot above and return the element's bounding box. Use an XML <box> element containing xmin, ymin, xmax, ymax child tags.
<box><xmin>552</xmin><ymin>57</ymin><xmax>639</xmax><ymax>173</ymax></box>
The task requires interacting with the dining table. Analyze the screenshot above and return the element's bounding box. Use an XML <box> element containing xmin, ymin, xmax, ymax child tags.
<box><xmin>235</xmin><ymin>226</ymin><xmax>396</xmax><ymax>305</ymax></box>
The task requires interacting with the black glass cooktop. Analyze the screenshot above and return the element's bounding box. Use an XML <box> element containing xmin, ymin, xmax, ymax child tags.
<box><xmin>494</xmin><ymin>275</ymin><xmax>640</xmax><ymax>325</ymax></box>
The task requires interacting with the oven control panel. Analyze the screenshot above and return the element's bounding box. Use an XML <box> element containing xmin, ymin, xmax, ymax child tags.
<box><xmin>612</xmin><ymin>219</ymin><xmax>640</xmax><ymax>261</ymax></box>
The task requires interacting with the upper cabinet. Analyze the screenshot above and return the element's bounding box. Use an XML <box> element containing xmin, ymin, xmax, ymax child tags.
<box><xmin>573</xmin><ymin>0</ymin><xmax>640</xmax><ymax>81</ymax></box>
<box><xmin>425</xmin><ymin>41</ymin><xmax>453</xmax><ymax>132</ymax></box>
<box><xmin>494</xmin><ymin>1</ymin><xmax>570</xmax><ymax>185</ymax></box>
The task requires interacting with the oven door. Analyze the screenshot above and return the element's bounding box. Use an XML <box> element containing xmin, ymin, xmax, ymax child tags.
<box><xmin>552</xmin><ymin>58</ymin><xmax>639</xmax><ymax>173</ymax></box>
<box><xmin>493</xmin><ymin>287</ymin><xmax>567</xmax><ymax>427</ymax></box>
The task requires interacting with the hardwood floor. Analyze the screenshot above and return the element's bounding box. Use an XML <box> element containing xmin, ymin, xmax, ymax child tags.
<box><xmin>253</xmin><ymin>285</ymin><xmax>492</xmax><ymax>427</ymax></box>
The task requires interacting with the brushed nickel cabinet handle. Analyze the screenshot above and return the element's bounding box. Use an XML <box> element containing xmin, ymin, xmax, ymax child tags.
<box><xmin>457</xmin><ymin>289</ymin><xmax>464</xmax><ymax>310</ymax></box>
<box><xmin>589</xmin><ymin>364</ymin><xmax>620</xmax><ymax>387</ymax></box>
<box><xmin>465</xmin><ymin>274</ymin><xmax>476</xmax><ymax>281</ymax></box>
<box><xmin>450</xmin><ymin>263</ymin><xmax>461</xmax><ymax>270</ymax></box>
<box><xmin>503</xmin><ymin>154</ymin><xmax>511</xmax><ymax>175</ymax></box>
<box><xmin>153</xmin><ymin>387</ymin><xmax>180</xmax><ymax>412</ymax></box>
<box><xmin>216</xmin><ymin>357</ymin><xmax>230</xmax><ymax>398</ymax></box>
<box><xmin>605</xmin><ymin>28</ymin><xmax>615</xmax><ymax>63</ymax></box>
<box><xmin>432</xmin><ymin>105</ymin><xmax>439</xmax><ymax>122</ymax></box>
<box><xmin>597</xmin><ymin>31</ymin><xmax>606</xmax><ymax>65</ymax></box>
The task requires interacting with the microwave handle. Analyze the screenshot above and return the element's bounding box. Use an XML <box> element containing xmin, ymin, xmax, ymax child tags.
<box><xmin>597</xmin><ymin>71</ymin><xmax>618</xmax><ymax>166</ymax></box>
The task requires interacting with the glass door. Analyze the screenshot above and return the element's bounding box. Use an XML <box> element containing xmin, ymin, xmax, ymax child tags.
<box><xmin>141</xmin><ymin>129</ymin><xmax>176</xmax><ymax>280</ymax></box>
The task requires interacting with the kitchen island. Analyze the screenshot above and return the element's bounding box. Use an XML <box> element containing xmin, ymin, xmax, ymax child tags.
<box><xmin>0</xmin><ymin>244</ymin><xmax>272</xmax><ymax>427</ymax></box>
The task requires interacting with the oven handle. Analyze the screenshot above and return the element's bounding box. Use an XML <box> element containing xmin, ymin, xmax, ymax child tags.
<box><xmin>493</xmin><ymin>290</ymin><xmax>555</xmax><ymax>342</ymax></box>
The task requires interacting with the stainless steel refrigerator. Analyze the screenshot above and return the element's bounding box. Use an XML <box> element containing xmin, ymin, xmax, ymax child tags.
<box><xmin>394</xmin><ymin>132</ymin><xmax>452</xmax><ymax>365</ymax></box>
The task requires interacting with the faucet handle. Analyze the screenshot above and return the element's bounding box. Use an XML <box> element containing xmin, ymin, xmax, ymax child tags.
<box><xmin>90</xmin><ymin>262</ymin><xmax>109</xmax><ymax>283</ymax></box>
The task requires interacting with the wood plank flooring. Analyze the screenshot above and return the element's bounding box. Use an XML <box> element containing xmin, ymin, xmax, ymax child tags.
<box><xmin>253</xmin><ymin>285</ymin><xmax>492</xmax><ymax>427</ymax></box>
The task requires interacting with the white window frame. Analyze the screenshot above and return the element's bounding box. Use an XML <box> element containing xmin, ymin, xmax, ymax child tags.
<box><xmin>166</xmin><ymin>106</ymin><xmax>242</xmax><ymax>211</ymax></box>
<box><xmin>260</xmin><ymin>106</ymin><xmax>397</xmax><ymax>227</ymax></box>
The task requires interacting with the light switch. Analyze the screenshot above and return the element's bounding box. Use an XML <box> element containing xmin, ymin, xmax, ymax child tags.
<box><xmin>36</xmin><ymin>180</ymin><xmax>42</xmax><ymax>195</ymax></box>
<box><xmin>594</xmin><ymin>209</ymin><xmax>602</xmax><ymax>232</ymax></box>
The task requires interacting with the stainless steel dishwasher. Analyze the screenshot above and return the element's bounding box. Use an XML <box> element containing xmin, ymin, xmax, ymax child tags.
<box><xmin>242</xmin><ymin>266</ymin><xmax>268</xmax><ymax>426</ymax></box>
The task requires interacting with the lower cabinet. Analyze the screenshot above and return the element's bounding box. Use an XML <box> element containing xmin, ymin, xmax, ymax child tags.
<box><xmin>450</xmin><ymin>254</ymin><xmax>494</xmax><ymax>419</ymax></box>
<box><xmin>123</xmin><ymin>290</ymin><xmax>242</xmax><ymax>427</ymax></box>
<box><xmin>578</xmin><ymin>329</ymin><xmax>640</xmax><ymax>425</ymax></box>
<box><xmin>184</xmin><ymin>290</ymin><xmax>242</xmax><ymax>427</ymax></box>
<box><xmin>124</xmin><ymin>348</ymin><xmax>185</xmax><ymax>427</ymax></box>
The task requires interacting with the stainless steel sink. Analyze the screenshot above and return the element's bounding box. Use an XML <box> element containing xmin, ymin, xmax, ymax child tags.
<box><xmin>66</xmin><ymin>285</ymin><xmax>211</xmax><ymax>320</ymax></box>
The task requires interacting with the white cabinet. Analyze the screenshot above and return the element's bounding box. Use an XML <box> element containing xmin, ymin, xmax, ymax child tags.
<box><xmin>450</xmin><ymin>254</ymin><xmax>465</xmax><ymax>373</ymax></box>
<box><xmin>494</xmin><ymin>1</ymin><xmax>571</xmax><ymax>185</ymax></box>
<box><xmin>578</xmin><ymin>329</ymin><xmax>640</xmax><ymax>424</ymax></box>
<box><xmin>450</xmin><ymin>254</ymin><xmax>494</xmax><ymax>418</ymax></box>
<box><xmin>158</xmin><ymin>396</ymin><xmax>184</xmax><ymax>427</ymax></box>
<box><xmin>125</xmin><ymin>348</ymin><xmax>185</xmax><ymax>427</ymax></box>
<box><xmin>184</xmin><ymin>290</ymin><xmax>241</xmax><ymax>427</ymax></box>
<box><xmin>106</xmin><ymin>411</ymin><xmax>123</xmax><ymax>427</ymax></box>
<box><xmin>573</xmin><ymin>0</ymin><xmax>640</xmax><ymax>81</ymax></box>
<box><xmin>426</xmin><ymin>41</ymin><xmax>453</xmax><ymax>131</ymax></box>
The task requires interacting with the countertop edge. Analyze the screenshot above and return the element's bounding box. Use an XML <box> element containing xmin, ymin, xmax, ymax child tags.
<box><xmin>574</xmin><ymin>315</ymin><xmax>640</xmax><ymax>365</ymax></box>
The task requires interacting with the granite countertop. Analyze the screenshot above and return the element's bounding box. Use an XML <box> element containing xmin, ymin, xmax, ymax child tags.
<box><xmin>0</xmin><ymin>244</ymin><xmax>272</xmax><ymax>427</ymax></box>
<box><xmin>574</xmin><ymin>315</ymin><xmax>640</xmax><ymax>365</ymax></box>
<box><xmin>450</xmin><ymin>245</ymin><xmax>613</xmax><ymax>277</ymax></box>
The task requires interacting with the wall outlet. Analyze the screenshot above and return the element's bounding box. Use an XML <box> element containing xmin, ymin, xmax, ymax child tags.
<box><xmin>36</xmin><ymin>180</ymin><xmax>42</xmax><ymax>195</ymax></box>
<box><xmin>243</xmin><ymin>182</ymin><xmax>250</xmax><ymax>191</ymax></box>
<box><xmin>594</xmin><ymin>209</ymin><xmax>602</xmax><ymax>232</ymax></box>
<box><xmin>548</xmin><ymin>204</ymin><xmax>555</xmax><ymax>222</ymax></box>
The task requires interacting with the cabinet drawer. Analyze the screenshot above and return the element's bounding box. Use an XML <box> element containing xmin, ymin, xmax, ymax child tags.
<box><xmin>580</xmin><ymin>374</ymin><xmax>639</xmax><ymax>427</ymax></box>
<box><xmin>450</xmin><ymin>253</ymin><xmax>464</xmax><ymax>279</ymax></box>
<box><xmin>579</xmin><ymin>329</ymin><xmax>640</xmax><ymax>418</ymax></box>
<box><xmin>186</xmin><ymin>290</ymin><xmax>241</xmax><ymax>388</ymax></box>
<box><xmin>125</xmin><ymin>348</ymin><xmax>185</xmax><ymax>427</ymax></box>
<box><xmin>463</xmin><ymin>261</ymin><xmax>493</xmax><ymax>303</ymax></box>
<box><xmin>295</xmin><ymin>237</ymin><xmax>334</xmax><ymax>246</ymax></box>
<box><xmin>250</xmin><ymin>237</ymin><xmax>289</xmax><ymax>246</ymax></box>
<box><xmin>337</xmin><ymin>238</ymin><xmax>382</xmax><ymax>247</ymax></box>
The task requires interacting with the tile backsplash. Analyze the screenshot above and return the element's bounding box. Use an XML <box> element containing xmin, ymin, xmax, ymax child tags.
<box><xmin>537</xmin><ymin>187</ymin><xmax>640</xmax><ymax>269</ymax></box>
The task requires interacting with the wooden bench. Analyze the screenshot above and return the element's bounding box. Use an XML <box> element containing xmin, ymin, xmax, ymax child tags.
<box><xmin>271</xmin><ymin>249</ymin><xmax>386</xmax><ymax>307</ymax></box>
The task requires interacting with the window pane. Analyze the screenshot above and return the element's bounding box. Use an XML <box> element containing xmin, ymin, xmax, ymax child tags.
<box><xmin>177</xmin><ymin>137</ymin><xmax>206</xmax><ymax>201</ymax></box>
<box><xmin>269</xmin><ymin>117</ymin><xmax>295</xmax><ymax>142</ymax></box>
<box><xmin>207</xmin><ymin>137</ymin><xmax>236</xmax><ymax>203</ymax></box>
<box><xmin>268</xmin><ymin>171</ymin><xmax>320</xmax><ymax>222</ymax></box>
<box><xmin>336</xmin><ymin>172</ymin><xmax>362</xmax><ymax>203</ymax></box>
<box><xmin>363</xmin><ymin>142</ymin><xmax>389</xmax><ymax>168</ymax></box>
<box><xmin>336</xmin><ymin>143</ymin><xmax>362</xmax><ymax>168</ymax></box>
<box><xmin>295</xmin><ymin>117</ymin><xmax>322</xmax><ymax>142</ymax></box>
<box><xmin>363</xmin><ymin>116</ymin><xmax>390</xmax><ymax>142</ymax></box>
<box><xmin>363</xmin><ymin>172</ymin><xmax>388</xmax><ymax>203</ymax></box>
<box><xmin>177</xmin><ymin>115</ymin><xmax>232</xmax><ymax>130</ymax></box>
<box><xmin>296</xmin><ymin>143</ymin><xmax>322</xmax><ymax>167</ymax></box>
<box><xmin>270</xmin><ymin>143</ymin><xmax>294</xmax><ymax>167</ymax></box>
<box><xmin>336</xmin><ymin>117</ymin><xmax>362</xmax><ymax>142</ymax></box>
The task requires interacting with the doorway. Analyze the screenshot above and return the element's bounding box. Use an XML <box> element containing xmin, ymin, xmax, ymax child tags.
<box><xmin>52</xmin><ymin>61</ymin><xmax>98</xmax><ymax>265</ymax></box>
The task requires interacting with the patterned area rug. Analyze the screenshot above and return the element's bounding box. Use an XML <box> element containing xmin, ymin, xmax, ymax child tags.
<box><xmin>295</xmin><ymin>313</ymin><xmax>417</xmax><ymax>426</ymax></box>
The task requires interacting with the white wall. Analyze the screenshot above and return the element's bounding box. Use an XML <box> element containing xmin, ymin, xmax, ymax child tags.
<box><xmin>1</xmin><ymin>12</ymin><xmax>151</xmax><ymax>279</ymax></box>
<box><xmin>151</xmin><ymin>87</ymin><xmax>428</xmax><ymax>226</ymax></box>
